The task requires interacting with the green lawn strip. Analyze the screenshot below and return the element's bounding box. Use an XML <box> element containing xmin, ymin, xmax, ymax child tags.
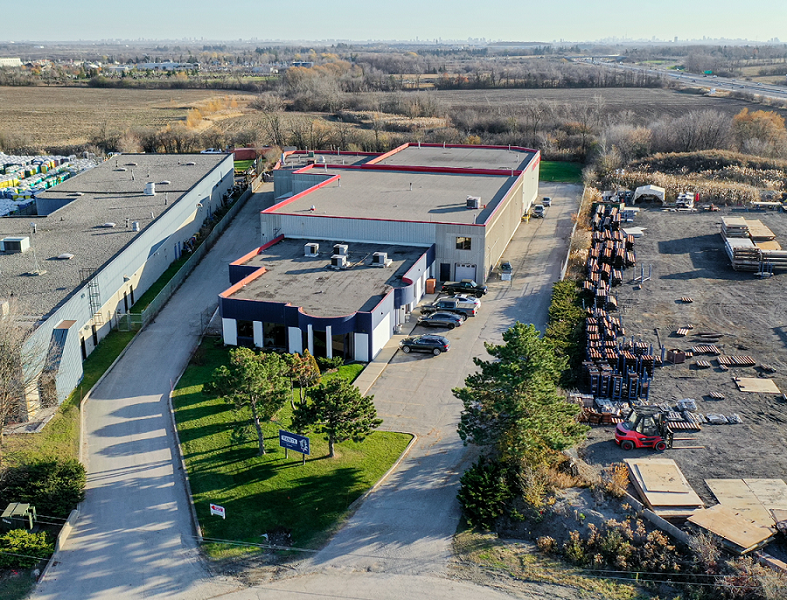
<box><xmin>5</xmin><ymin>329</ymin><xmax>136</xmax><ymax>467</ymax></box>
<box><xmin>0</xmin><ymin>570</ymin><xmax>36</xmax><ymax>600</ymax></box>
<box><xmin>172</xmin><ymin>343</ymin><xmax>411</xmax><ymax>558</ymax></box>
<box><xmin>129</xmin><ymin>254</ymin><xmax>190</xmax><ymax>314</ymax></box>
<box><xmin>540</xmin><ymin>161</ymin><xmax>583</xmax><ymax>183</ymax></box>
<box><xmin>234</xmin><ymin>160</ymin><xmax>254</xmax><ymax>172</ymax></box>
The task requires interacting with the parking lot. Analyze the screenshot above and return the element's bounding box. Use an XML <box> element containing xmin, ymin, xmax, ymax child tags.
<box><xmin>302</xmin><ymin>183</ymin><xmax>583</xmax><ymax>576</ymax></box>
<box><xmin>581</xmin><ymin>206</ymin><xmax>787</xmax><ymax>509</ymax></box>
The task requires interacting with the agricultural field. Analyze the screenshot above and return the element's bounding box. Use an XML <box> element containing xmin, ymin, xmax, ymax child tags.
<box><xmin>0</xmin><ymin>87</ymin><xmax>254</xmax><ymax>148</ymax></box>
<box><xmin>431</xmin><ymin>87</ymin><xmax>787</xmax><ymax>120</ymax></box>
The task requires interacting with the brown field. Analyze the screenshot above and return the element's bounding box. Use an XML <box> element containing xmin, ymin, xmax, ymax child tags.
<box><xmin>430</xmin><ymin>87</ymin><xmax>787</xmax><ymax>120</ymax></box>
<box><xmin>0</xmin><ymin>86</ymin><xmax>255</xmax><ymax>148</ymax></box>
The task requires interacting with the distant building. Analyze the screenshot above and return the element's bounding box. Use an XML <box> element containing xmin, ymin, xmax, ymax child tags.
<box><xmin>0</xmin><ymin>57</ymin><xmax>22</xmax><ymax>68</ymax></box>
<box><xmin>291</xmin><ymin>61</ymin><xmax>314</xmax><ymax>68</ymax></box>
<box><xmin>137</xmin><ymin>62</ymin><xmax>199</xmax><ymax>72</ymax></box>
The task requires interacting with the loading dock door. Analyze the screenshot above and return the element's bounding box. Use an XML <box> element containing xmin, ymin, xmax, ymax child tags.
<box><xmin>455</xmin><ymin>263</ymin><xmax>477</xmax><ymax>281</ymax></box>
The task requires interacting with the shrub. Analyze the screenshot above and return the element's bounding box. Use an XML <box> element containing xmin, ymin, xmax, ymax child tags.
<box><xmin>457</xmin><ymin>457</ymin><xmax>514</xmax><ymax>529</ymax></box>
<box><xmin>0</xmin><ymin>529</ymin><xmax>54</xmax><ymax>568</ymax></box>
<box><xmin>0</xmin><ymin>458</ymin><xmax>86</xmax><ymax>518</ymax></box>
<box><xmin>316</xmin><ymin>356</ymin><xmax>344</xmax><ymax>371</ymax></box>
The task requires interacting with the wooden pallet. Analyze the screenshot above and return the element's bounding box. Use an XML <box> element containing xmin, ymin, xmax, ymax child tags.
<box><xmin>692</xmin><ymin>345</ymin><xmax>722</xmax><ymax>355</ymax></box>
<box><xmin>696</xmin><ymin>360</ymin><xmax>712</xmax><ymax>369</ymax></box>
<box><xmin>718</xmin><ymin>355</ymin><xmax>756</xmax><ymax>367</ymax></box>
<box><xmin>709</xmin><ymin>391</ymin><xmax>725</xmax><ymax>400</ymax></box>
<box><xmin>680</xmin><ymin>297</ymin><xmax>694</xmax><ymax>303</ymax></box>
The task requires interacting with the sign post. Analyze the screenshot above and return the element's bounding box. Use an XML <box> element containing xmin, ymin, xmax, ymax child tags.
<box><xmin>279</xmin><ymin>430</ymin><xmax>310</xmax><ymax>465</ymax></box>
<box><xmin>210</xmin><ymin>503</ymin><xmax>226</xmax><ymax>519</ymax></box>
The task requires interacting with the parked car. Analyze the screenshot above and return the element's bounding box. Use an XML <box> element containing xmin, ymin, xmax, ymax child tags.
<box><xmin>400</xmin><ymin>334</ymin><xmax>450</xmax><ymax>355</ymax></box>
<box><xmin>532</xmin><ymin>204</ymin><xmax>546</xmax><ymax>218</ymax></box>
<box><xmin>451</xmin><ymin>294</ymin><xmax>482</xmax><ymax>308</ymax></box>
<box><xmin>542</xmin><ymin>197</ymin><xmax>552</xmax><ymax>207</ymax></box>
<box><xmin>421</xmin><ymin>297</ymin><xmax>477</xmax><ymax>318</ymax></box>
<box><xmin>417</xmin><ymin>311</ymin><xmax>464</xmax><ymax>329</ymax></box>
<box><xmin>440</xmin><ymin>279</ymin><xmax>488</xmax><ymax>297</ymax></box>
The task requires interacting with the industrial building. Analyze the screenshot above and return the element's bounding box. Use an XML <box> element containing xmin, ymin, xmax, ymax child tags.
<box><xmin>219</xmin><ymin>143</ymin><xmax>539</xmax><ymax>360</ymax></box>
<box><xmin>0</xmin><ymin>153</ymin><xmax>233</xmax><ymax>420</ymax></box>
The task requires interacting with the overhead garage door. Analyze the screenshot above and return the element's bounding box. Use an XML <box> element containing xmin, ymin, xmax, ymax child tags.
<box><xmin>455</xmin><ymin>263</ymin><xmax>477</xmax><ymax>281</ymax></box>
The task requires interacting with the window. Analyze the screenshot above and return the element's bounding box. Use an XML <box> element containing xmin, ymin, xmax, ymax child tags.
<box><xmin>456</xmin><ymin>237</ymin><xmax>472</xmax><ymax>250</ymax></box>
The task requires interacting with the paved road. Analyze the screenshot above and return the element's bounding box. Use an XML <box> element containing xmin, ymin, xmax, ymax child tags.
<box><xmin>593</xmin><ymin>60</ymin><xmax>787</xmax><ymax>101</ymax></box>
<box><xmin>33</xmin><ymin>188</ymin><xmax>278</xmax><ymax>600</ymax></box>
<box><xmin>35</xmin><ymin>183</ymin><xmax>581</xmax><ymax>600</ymax></box>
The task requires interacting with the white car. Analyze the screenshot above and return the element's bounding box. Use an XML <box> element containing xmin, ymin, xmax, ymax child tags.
<box><xmin>451</xmin><ymin>294</ymin><xmax>482</xmax><ymax>308</ymax></box>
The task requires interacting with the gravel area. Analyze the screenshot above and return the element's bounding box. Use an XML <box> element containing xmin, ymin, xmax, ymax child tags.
<box><xmin>580</xmin><ymin>206</ymin><xmax>787</xmax><ymax>521</ymax></box>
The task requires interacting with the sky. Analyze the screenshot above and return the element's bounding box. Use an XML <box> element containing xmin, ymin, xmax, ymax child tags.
<box><xmin>0</xmin><ymin>0</ymin><xmax>785</xmax><ymax>44</ymax></box>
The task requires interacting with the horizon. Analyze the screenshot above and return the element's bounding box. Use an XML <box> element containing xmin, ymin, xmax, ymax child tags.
<box><xmin>0</xmin><ymin>0</ymin><xmax>784</xmax><ymax>47</ymax></box>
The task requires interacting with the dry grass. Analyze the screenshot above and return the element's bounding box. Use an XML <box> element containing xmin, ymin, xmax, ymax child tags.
<box><xmin>453</xmin><ymin>531</ymin><xmax>647</xmax><ymax>600</ymax></box>
<box><xmin>0</xmin><ymin>87</ymin><xmax>255</xmax><ymax>148</ymax></box>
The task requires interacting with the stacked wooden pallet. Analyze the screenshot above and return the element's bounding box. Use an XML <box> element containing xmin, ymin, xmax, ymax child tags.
<box><xmin>721</xmin><ymin>216</ymin><xmax>750</xmax><ymax>238</ymax></box>
<box><xmin>718</xmin><ymin>355</ymin><xmax>756</xmax><ymax>367</ymax></box>
<box><xmin>692</xmin><ymin>345</ymin><xmax>722</xmax><ymax>355</ymax></box>
<box><xmin>724</xmin><ymin>237</ymin><xmax>761</xmax><ymax>271</ymax></box>
<box><xmin>746</xmin><ymin>219</ymin><xmax>776</xmax><ymax>241</ymax></box>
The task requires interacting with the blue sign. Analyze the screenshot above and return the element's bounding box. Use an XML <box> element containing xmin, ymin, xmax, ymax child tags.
<box><xmin>278</xmin><ymin>430</ymin><xmax>310</xmax><ymax>455</ymax></box>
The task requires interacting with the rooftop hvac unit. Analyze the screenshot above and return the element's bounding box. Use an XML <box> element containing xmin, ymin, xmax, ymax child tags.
<box><xmin>466</xmin><ymin>195</ymin><xmax>481</xmax><ymax>209</ymax></box>
<box><xmin>131</xmin><ymin>221</ymin><xmax>140</xmax><ymax>232</ymax></box>
<box><xmin>0</xmin><ymin>236</ymin><xmax>30</xmax><ymax>254</ymax></box>
<box><xmin>333</xmin><ymin>243</ymin><xmax>348</xmax><ymax>256</ymax></box>
<box><xmin>330</xmin><ymin>254</ymin><xmax>348</xmax><ymax>270</ymax></box>
<box><xmin>371</xmin><ymin>252</ymin><xmax>392</xmax><ymax>267</ymax></box>
<box><xmin>304</xmin><ymin>242</ymin><xmax>320</xmax><ymax>257</ymax></box>
<box><xmin>144</xmin><ymin>182</ymin><xmax>156</xmax><ymax>196</ymax></box>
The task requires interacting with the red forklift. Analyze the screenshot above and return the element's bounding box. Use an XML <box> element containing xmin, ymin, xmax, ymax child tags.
<box><xmin>614</xmin><ymin>406</ymin><xmax>674</xmax><ymax>451</ymax></box>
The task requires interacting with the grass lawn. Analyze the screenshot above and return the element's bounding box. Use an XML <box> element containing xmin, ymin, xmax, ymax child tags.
<box><xmin>4</xmin><ymin>329</ymin><xmax>136</xmax><ymax>467</ymax></box>
<box><xmin>234</xmin><ymin>159</ymin><xmax>254</xmax><ymax>172</ymax></box>
<box><xmin>130</xmin><ymin>254</ymin><xmax>190</xmax><ymax>314</ymax></box>
<box><xmin>540</xmin><ymin>161</ymin><xmax>584</xmax><ymax>184</ymax></box>
<box><xmin>0</xmin><ymin>570</ymin><xmax>36</xmax><ymax>600</ymax></box>
<box><xmin>172</xmin><ymin>342</ymin><xmax>411</xmax><ymax>558</ymax></box>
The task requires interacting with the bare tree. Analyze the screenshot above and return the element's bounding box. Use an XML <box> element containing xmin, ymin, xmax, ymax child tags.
<box><xmin>0</xmin><ymin>299</ymin><xmax>37</xmax><ymax>468</ymax></box>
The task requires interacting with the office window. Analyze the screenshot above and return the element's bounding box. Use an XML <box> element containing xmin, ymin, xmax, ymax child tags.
<box><xmin>456</xmin><ymin>237</ymin><xmax>472</xmax><ymax>250</ymax></box>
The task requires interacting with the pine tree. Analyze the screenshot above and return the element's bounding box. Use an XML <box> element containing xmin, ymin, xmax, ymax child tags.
<box><xmin>455</xmin><ymin>322</ymin><xmax>588</xmax><ymax>467</ymax></box>
<box><xmin>208</xmin><ymin>347</ymin><xmax>289</xmax><ymax>455</ymax></box>
<box><xmin>293</xmin><ymin>378</ymin><xmax>382</xmax><ymax>458</ymax></box>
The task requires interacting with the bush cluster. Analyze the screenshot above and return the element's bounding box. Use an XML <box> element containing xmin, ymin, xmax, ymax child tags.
<box><xmin>0</xmin><ymin>458</ymin><xmax>86</xmax><ymax>519</ymax></box>
<box><xmin>0</xmin><ymin>529</ymin><xmax>54</xmax><ymax>568</ymax></box>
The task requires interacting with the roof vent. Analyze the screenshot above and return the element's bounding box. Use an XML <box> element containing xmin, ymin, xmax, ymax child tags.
<box><xmin>371</xmin><ymin>252</ymin><xmax>392</xmax><ymax>267</ymax></box>
<box><xmin>330</xmin><ymin>254</ymin><xmax>348</xmax><ymax>270</ymax></box>
<box><xmin>116</xmin><ymin>167</ymin><xmax>127</xmax><ymax>172</ymax></box>
<box><xmin>333</xmin><ymin>243</ymin><xmax>348</xmax><ymax>256</ymax></box>
<box><xmin>159</xmin><ymin>180</ymin><xmax>171</xmax><ymax>185</ymax></box>
<box><xmin>101</xmin><ymin>222</ymin><xmax>116</xmax><ymax>228</ymax></box>
<box><xmin>132</xmin><ymin>221</ymin><xmax>140</xmax><ymax>232</ymax></box>
<box><xmin>466</xmin><ymin>195</ymin><xmax>481</xmax><ymax>209</ymax></box>
<box><xmin>144</xmin><ymin>182</ymin><xmax>156</xmax><ymax>196</ymax></box>
<box><xmin>126</xmin><ymin>162</ymin><xmax>138</xmax><ymax>166</ymax></box>
<box><xmin>56</xmin><ymin>253</ymin><xmax>75</xmax><ymax>260</ymax></box>
<box><xmin>304</xmin><ymin>242</ymin><xmax>319</xmax><ymax>257</ymax></box>
<box><xmin>69</xmin><ymin>192</ymin><xmax>84</xmax><ymax>197</ymax></box>
<box><xmin>185</xmin><ymin>161</ymin><xmax>196</xmax><ymax>166</ymax></box>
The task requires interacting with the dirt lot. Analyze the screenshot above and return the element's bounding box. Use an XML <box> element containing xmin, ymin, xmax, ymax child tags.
<box><xmin>581</xmin><ymin>206</ymin><xmax>787</xmax><ymax>523</ymax></box>
<box><xmin>0</xmin><ymin>86</ymin><xmax>253</xmax><ymax>148</ymax></box>
<box><xmin>431</xmin><ymin>87</ymin><xmax>787</xmax><ymax>121</ymax></box>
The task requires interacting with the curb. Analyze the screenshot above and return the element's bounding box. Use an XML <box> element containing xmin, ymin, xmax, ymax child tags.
<box><xmin>347</xmin><ymin>431</ymin><xmax>418</xmax><ymax>512</ymax></box>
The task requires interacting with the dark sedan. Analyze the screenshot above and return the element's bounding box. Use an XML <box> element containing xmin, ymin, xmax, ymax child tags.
<box><xmin>399</xmin><ymin>335</ymin><xmax>450</xmax><ymax>356</ymax></box>
<box><xmin>417</xmin><ymin>311</ymin><xmax>464</xmax><ymax>329</ymax></box>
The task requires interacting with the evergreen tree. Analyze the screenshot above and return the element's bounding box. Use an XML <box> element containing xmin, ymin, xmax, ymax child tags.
<box><xmin>293</xmin><ymin>378</ymin><xmax>382</xmax><ymax>458</ymax></box>
<box><xmin>208</xmin><ymin>347</ymin><xmax>289</xmax><ymax>455</ymax></box>
<box><xmin>455</xmin><ymin>322</ymin><xmax>588</xmax><ymax>466</ymax></box>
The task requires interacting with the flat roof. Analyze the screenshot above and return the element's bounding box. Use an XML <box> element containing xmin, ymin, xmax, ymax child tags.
<box><xmin>376</xmin><ymin>145</ymin><xmax>534</xmax><ymax>171</ymax></box>
<box><xmin>267</xmin><ymin>167</ymin><xmax>516</xmax><ymax>225</ymax></box>
<box><xmin>0</xmin><ymin>153</ymin><xmax>227</xmax><ymax>318</ymax></box>
<box><xmin>284</xmin><ymin>152</ymin><xmax>373</xmax><ymax>168</ymax></box>
<box><xmin>227</xmin><ymin>238</ymin><xmax>426</xmax><ymax>317</ymax></box>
